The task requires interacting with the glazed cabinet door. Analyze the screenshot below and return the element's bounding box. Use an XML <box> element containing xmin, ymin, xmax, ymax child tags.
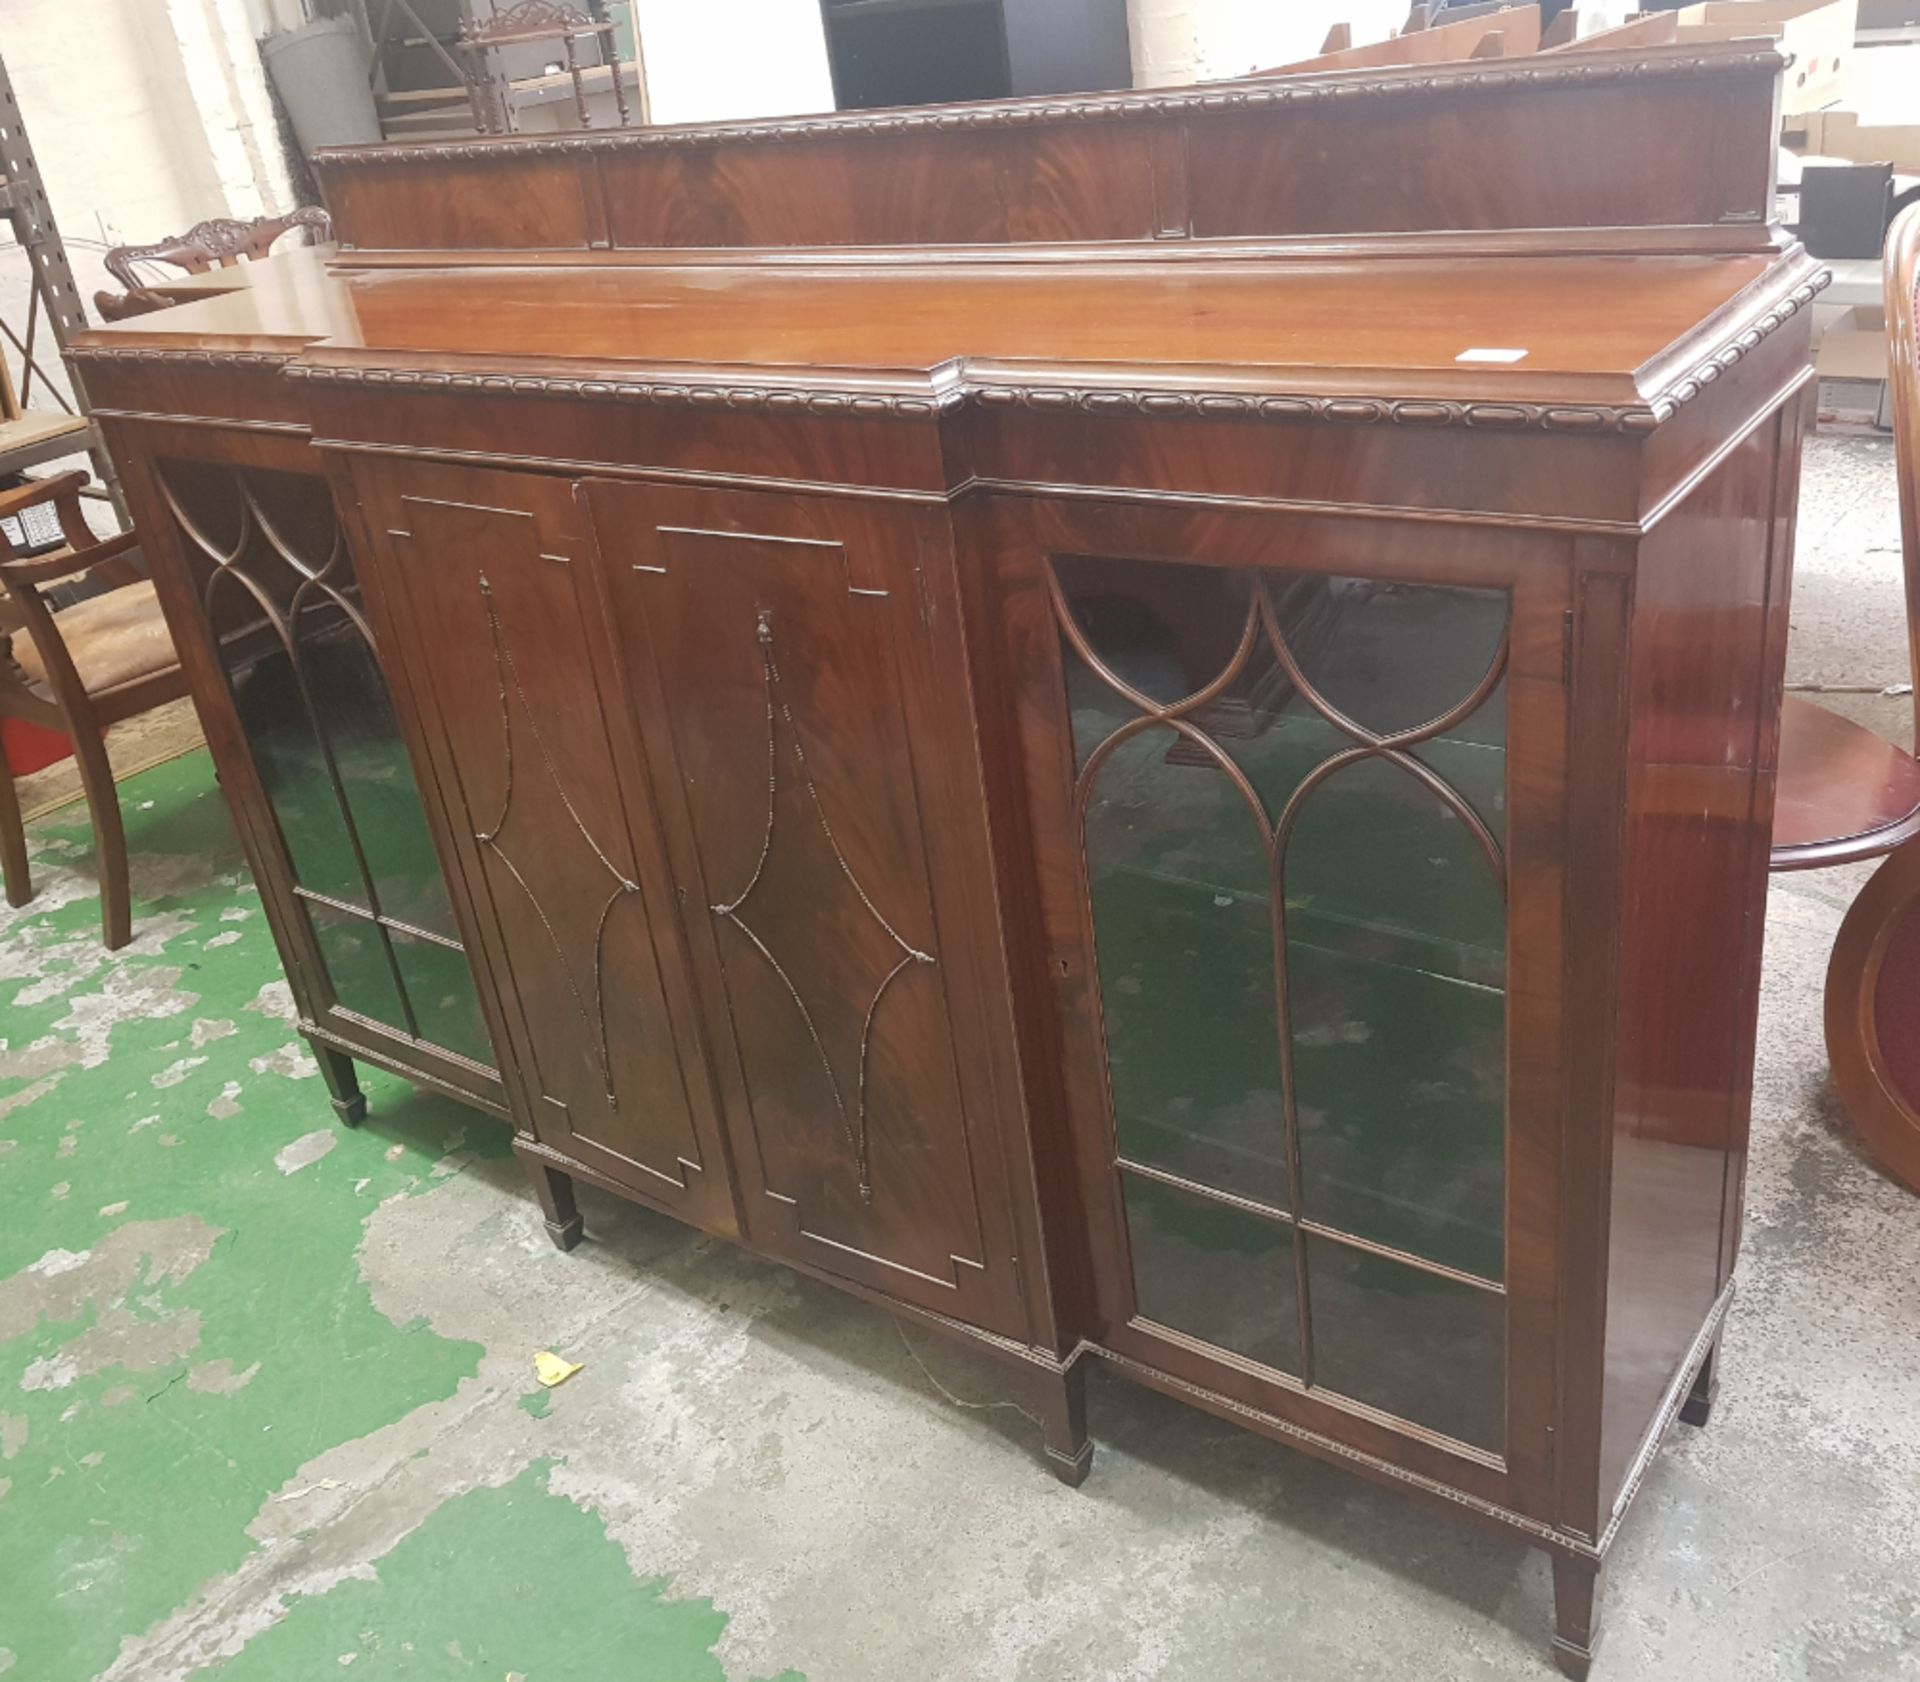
<box><xmin>112</xmin><ymin>427</ymin><xmax>504</xmax><ymax>1115</ymax></box>
<box><xmin>343</xmin><ymin>457</ymin><xmax>736</xmax><ymax>1233</ymax></box>
<box><xmin>993</xmin><ymin>496</ymin><xmax>1570</xmax><ymax>1513</ymax></box>
<box><xmin>589</xmin><ymin>482</ymin><xmax>1032</xmax><ymax>1339</ymax></box>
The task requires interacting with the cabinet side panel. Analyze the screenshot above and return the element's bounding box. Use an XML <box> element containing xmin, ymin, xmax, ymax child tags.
<box><xmin>1599</xmin><ymin>410</ymin><xmax>1799</xmax><ymax>1507</ymax></box>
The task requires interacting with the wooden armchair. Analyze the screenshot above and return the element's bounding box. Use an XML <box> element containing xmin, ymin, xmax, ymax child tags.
<box><xmin>0</xmin><ymin>472</ymin><xmax>188</xmax><ymax>948</ymax></box>
<box><xmin>93</xmin><ymin>206</ymin><xmax>332</xmax><ymax>322</ymax></box>
<box><xmin>1770</xmin><ymin>200</ymin><xmax>1920</xmax><ymax>1191</ymax></box>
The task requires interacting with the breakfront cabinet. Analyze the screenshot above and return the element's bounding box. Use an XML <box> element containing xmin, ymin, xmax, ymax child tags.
<box><xmin>74</xmin><ymin>42</ymin><xmax>1821</xmax><ymax>1673</ymax></box>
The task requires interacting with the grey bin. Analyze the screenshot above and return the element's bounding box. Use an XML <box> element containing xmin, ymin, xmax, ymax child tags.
<box><xmin>260</xmin><ymin>15</ymin><xmax>382</xmax><ymax>156</ymax></box>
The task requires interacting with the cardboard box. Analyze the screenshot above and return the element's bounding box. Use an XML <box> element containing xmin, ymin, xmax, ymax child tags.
<box><xmin>1814</xmin><ymin>303</ymin><xmax>1894</xmax><ymax>431</ymax></box>
<box><xmin>1789</xmin><ymin>108</ymin><xmax>1920</xmax><ymax>170</ymax></box>
<box><xmin>1671</xmin><ymin>0</ymin><xmax>1858</xmax><ymax>112</ymax></box>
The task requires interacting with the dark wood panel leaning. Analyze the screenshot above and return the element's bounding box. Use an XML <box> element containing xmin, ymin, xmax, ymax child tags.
<box><xmin>69</xmin><ymin>45</ymin><xmax>1822</xmax><ymax>1675</ymax></box>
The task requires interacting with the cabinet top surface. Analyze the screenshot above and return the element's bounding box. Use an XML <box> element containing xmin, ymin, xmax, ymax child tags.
<box><xmin>76</xmin><ymin>243</ymin><xmax>1820</xmax><ymax>418</ymax></box>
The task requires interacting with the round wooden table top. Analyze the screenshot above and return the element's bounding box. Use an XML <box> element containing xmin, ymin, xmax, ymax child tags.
<box><xmin>1771</xmin><ymin>694</ymin><xmax>1920</xmax><ymax>871</ymax></box>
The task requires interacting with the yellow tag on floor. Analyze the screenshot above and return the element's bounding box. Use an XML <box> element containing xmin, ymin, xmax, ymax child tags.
<box><xmin>533</xmin><ymin>1350</ymin><xmax>582</xmax><ymax>1388</ymax></box>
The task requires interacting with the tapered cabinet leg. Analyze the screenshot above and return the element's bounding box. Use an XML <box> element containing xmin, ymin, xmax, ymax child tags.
<box><xmin>312</xmin><ymin>1041</ymin><xmax>366</xmax><ymax>1125</ymax></box>
<box><xmin>1681</xmin><ymin>1333</ymin><xmax>1721</xmax><ymax>1428</ymax></box>
<box><xmin>1033</xmin><ymin>1357</ymin><xmax>1092</xmax><ymax>1487</ymax></box>
<box><xmin>525</xmin><ymin>1157</ymin><xmax>584</xmax><ymax>1251</ymax></box>
<box><xmin>1551</xmin><ymin>1553</ymin><xmax>1604</xmax><ymax>1679</ymax></box>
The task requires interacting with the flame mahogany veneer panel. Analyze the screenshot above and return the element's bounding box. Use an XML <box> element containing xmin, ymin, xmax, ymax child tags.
<box><xmin>587</xmin><ymin>483</ymin><xmax>1033</xmax><ymax>1337</ymax></box>
<box><xmin>602</xmin><ymin>126</ymin><xmax>1163</xmax><ymax>250</ymax></box>
<box><xmin>323</xmin><ymin>155</ymin><xmax>606</xmax><ymax>254</ymax></box>
<box><xmin>1182</xmin><ymin>81</ymin><xmax>1774</xmax><ymax>239</ymax></box>
<box><xmin>345</xmin><ymin>458</ymin><xmax>739</xmax><ymax>1231</ymax></box>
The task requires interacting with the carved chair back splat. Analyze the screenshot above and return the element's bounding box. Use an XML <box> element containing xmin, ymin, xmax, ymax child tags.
<box><xmin>96</xmin><ymin>207</ymin><xmax>333</xmax><ymax>321</ymax></box>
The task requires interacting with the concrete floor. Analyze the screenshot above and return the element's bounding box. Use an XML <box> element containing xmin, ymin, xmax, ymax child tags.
<box><xmin>3</xmin><ymin>434</ymin><xmax>1919</xmax><ymax>1681</ymax></box>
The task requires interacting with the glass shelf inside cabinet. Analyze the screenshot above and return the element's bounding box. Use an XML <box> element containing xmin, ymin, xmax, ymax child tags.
<box><xmin>156</xmin><ymin>459</ymin><xmax>494</xmax><ymax>1071</ymax></box>
<box><xmin>1054</xmin><ymin>552</ymin><xmax>1508</xmax><ymax>1454</ymax></box>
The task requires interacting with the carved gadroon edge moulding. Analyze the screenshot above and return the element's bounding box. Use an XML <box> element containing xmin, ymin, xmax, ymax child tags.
<box><xmin>314</xmin><ymin>49</ymin><xmax>1788</xmax><ymax>166</ymax></box>
<box><xmin>462</xmin><ymin>0</ymin><xmax>593</xmax><ymax>41</ymax></box>
<box><xmin>67</xmin><ymin>270</ymin><xmax>1827</xmax><ymax>436</ymax></box>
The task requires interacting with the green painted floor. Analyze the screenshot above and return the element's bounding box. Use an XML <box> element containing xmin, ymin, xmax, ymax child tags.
<box><xmin>8</xmin><ymin>568</ymin><xmax>1920</xmax><ymax>1680</ymax></box>
<box><xmin>0</xmin><ymin>750</ymin><xmax>798</xmax><ymax>1682</ymax></box>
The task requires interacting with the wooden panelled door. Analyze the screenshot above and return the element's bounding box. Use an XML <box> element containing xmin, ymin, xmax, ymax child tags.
<box><xmin>589</xmin><ymin>482</ymin><xmax>1031</xmax><ymax>1338</ymax></box>
<box><xmin>344</xmin><ymin>458</ymin><xmax>736</xmax><ymax>1233</ymax></box>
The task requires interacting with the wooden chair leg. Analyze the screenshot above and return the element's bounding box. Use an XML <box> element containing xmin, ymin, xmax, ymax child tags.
<box><xmin>0</xmin><ymin>737</ymin><xmax>30</xmax><ymax>910</ymax></box>
<box><xmin>1825</xmin><ymin>839</ymin><xmax>1920</xmax><ymax>1194</ymax></box>
<box><xmin>68</xmin><ymin>723</ymin><xmax>130</xmax><ymax>949</ymax></box>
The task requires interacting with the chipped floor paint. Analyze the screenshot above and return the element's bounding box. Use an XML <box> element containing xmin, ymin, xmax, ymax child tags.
<box><xmin>2</xmin><ymin>756</ymin><xmax>800</xmax><ymax>1682</ymax></box>
<box><xmin>199</xmin><ymin>1461</ymin><xmax>800</xmax><ymax>1682</ymax></box>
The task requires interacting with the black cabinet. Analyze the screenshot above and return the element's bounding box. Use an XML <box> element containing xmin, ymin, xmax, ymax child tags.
<box><xmin>820</xmin><ymin>0</ymin><xmax>1131</xmax><ymax>110</ymax></box>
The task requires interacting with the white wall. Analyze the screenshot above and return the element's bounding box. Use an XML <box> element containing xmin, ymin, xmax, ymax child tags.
<box><xmin>239</xmin><ymin>0</ymin><xmax>310</xmax><ymax>30</ymax></box>
<box><xmin>633</xmin><ymin>0</ymin><xmax>836</xmax><ymax>126</ymax></box>
<box><xmin>168</xmin><ymin>0</ymin><xmax>299</xmax><ymax>217</ymax></box>
<box><xmin>1130</xmin><ymin>0</ymin><xmax>1412</xmax><ymax>85</ymax></box>
<box><xmin>1</xmin><ymin>0</ymin><xmax>295</xmax><ymax>417</ymax></box>
<box><xmin>630</xmin><ymin>0</ymin><xmax>1420</xmax><ymax>117</ymax></box>
<box><xmin>3</xmin><ymin>0</ymin><xmax>293</xmax><ymax>297</ymax></box>
<box><xmin>627</xmin><ymin>0</ymin><xmax>1438</xmax><ymax>126</ymax></box>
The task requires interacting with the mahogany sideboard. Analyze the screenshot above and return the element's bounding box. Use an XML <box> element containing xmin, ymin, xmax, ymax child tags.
<box><xmin>68</xmin><ymin>43</ymin><xmax>1823</xmax><ymax>1675</ymax></box>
